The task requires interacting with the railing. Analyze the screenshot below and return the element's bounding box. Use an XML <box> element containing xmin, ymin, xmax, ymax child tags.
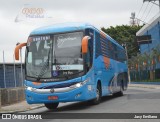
<box><xmin>0</xmin><ymin>64</ymin><xmax>24</xmax><ymax>88</ymax></box>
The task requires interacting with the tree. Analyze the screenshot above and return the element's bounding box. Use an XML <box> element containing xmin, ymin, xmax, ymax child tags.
<box><xmin>101</xmin><ymin>25</ymin><xmax>143</xmax><ymax>58</ymax></box>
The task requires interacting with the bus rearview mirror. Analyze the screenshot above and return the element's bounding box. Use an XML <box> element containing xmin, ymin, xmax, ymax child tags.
<box><xmin>15</xmin><ymin>43</ymin><xmax>27</xmax><ymax>60</ymax></box>
<box><xmin>82</xmin><ymin>36</ymin><xmax>90</xmax><ymax>54</ymax></box>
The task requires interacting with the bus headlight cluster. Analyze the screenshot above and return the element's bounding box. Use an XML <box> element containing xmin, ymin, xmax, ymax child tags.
<box><xmin>26</xmin><ymin>86</ymin><xmax>36</xmax><ymax>91</ymax></box>
<box><xmin>70</xmin><ymin>79</ymin><xmax>89</xmax><ymax>88</ymax></box>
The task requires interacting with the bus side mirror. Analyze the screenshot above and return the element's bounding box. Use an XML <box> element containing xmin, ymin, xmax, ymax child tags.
<box><xmin>15</xmin><ymin>43</ymin><xmax>27</xmax><ymax>60</ymax></box>
<box><xmin>82</xmin><ymin>36</ymin><xmax>91</xmax><ymax>54</ymax></box>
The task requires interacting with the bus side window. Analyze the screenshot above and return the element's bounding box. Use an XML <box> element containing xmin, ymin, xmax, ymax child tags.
<box><xmin>86</xmin><ymin>45</ymin><xmax>92</xmax><ymax>71</ymax></box>
<box><xmin>85</xmin><ymin>28</ymin><xmax>93</xmax><ymax>71</ymax></box>
<box><xmin>88</xmin><ymin>40</ymin><xmax>93</xmax><ymax>66</ymax></box>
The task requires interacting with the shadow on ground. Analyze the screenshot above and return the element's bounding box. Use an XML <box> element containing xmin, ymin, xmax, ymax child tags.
<box><xmin>42</xmin><ymin>94</ymin><xmax>126</xmax><ymax>113</ymax></box>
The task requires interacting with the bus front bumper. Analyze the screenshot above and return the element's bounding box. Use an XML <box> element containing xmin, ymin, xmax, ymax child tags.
<box><xmin>25</xmin><ymin>82</ymin><xmax>96</xmax><ymax>104</ymax></box>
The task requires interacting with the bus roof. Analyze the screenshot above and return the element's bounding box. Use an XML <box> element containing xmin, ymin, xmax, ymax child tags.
<box><xmin>30</xmin><ymin>22</ymin><xmax>124</xmax><ymax>50</ymax></box>
<box><xmin>30</xmin><ymin>22</ymin><xmax>93</xmax><ymax>35</ymax></box>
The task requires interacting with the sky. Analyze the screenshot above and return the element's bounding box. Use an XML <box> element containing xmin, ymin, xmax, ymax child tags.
<box><xmin>0</xmin><ymin>0</ymin><xmax>159</xmax><ymax>63</ymax></box>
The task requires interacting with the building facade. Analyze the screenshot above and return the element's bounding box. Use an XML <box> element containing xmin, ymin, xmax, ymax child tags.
<box><xmin>131</xmin><ymin>13</ymin><xmax>160</xmax><ymax>81</ymax></box>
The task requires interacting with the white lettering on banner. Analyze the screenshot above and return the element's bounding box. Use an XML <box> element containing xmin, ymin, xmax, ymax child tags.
<box><xmin>53</xmin><ymin>65</ymin><xmax>83</xmax><ymax>70</ymax></box>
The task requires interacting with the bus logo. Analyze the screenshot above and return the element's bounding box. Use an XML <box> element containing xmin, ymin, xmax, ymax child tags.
<box><xmin>56</xmin><ymin>65</ymin><xmax>61</xmax><ymax>70</ymax></box>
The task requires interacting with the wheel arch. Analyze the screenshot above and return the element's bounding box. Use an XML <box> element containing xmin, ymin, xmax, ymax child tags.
<box><xmin>96</xmin><ymin>80</ymin><xmax>102</xmax><ymax>94</ymax></box>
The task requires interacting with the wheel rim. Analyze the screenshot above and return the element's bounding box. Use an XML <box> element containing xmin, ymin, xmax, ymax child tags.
<box><xmin>96</xmin><ymin>88</ymin><xmax>100</xmax><ymax>101</ymax></box>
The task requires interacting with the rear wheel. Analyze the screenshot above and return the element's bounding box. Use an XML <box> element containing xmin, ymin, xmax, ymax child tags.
<box><xmin>115</xmin><ymin>81</ymin><xmax>124</xmax><ymax>96</ymax></box>
<box><xmin>44</xmin><ymin>102</ymin><xmax>59</xmax><ymax>110</ymax></box>
<box><xmin>91</xmin><ymin>83</ymin><xmax>101</xmax><ymax>105</ymax></box>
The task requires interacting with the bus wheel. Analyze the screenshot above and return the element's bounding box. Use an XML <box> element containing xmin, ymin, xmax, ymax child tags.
<box><xmin>115</xmin><ymin>81</ymin><xmax>124</xmax><ymax>96</ymax></box>
<box><xmin>91</xmin><ymin>83</ymin><xmax>101</xmax><ymax>105</ymax></box>
<box><xmin>44</xmin><ymin>102</ymin><xmax>59</xmax><ymax>110</ymax></box>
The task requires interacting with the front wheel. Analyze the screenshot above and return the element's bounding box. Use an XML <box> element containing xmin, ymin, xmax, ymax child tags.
<box><xmin>90</xmin><ymin>84</ymin><xmax>101</xmax><ymax>105</ymax></box>
<box><xmin>44</xmin><ymin>102</ymin><xmax>59</xmax><ymax>110</ymax></box>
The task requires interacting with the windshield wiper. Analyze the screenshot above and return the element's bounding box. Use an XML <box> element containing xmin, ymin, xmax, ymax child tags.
<box><xmin>36</xmin><ymin>49</ymin><xmax>51</xmax><ymax>81</ymax></box>
<box><xmin>53</xmin><ymin>50</ymin><xmax>57</xmax><ymax>65</ymax></box>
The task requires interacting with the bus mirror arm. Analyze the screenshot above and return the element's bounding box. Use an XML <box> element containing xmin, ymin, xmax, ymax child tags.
<box><xmin>81</xmin><ymin>36</ymin><xmax>91</xmax><ymax>54</ymax></box>
<box><xmin>15</xmin><ymin>43</ymin><xmax>27</xmax><ymax>60</ymax></box>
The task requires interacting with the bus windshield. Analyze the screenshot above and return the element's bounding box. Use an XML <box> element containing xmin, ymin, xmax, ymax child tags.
<box><xmin>26</xmin><ymin>32</ymin><xmax>84</xmax><ymax>80</ymax></box>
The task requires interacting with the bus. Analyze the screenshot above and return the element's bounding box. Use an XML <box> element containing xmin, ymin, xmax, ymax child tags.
<box><xmin>15</xmin><ymin>22</ymin><xmax>128</xmax><ymax>110</ymax></box>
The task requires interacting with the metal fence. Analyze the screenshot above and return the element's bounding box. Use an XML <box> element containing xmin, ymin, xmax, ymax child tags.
<box><xmin>130</xmin><ymin>69</ymin><xmax>160</xmax><ymax>81</ymax></box>
<box><xmin>0</xmin><ymin>63</ymin><xmax>24</xmax><ymax>88</ymax></box>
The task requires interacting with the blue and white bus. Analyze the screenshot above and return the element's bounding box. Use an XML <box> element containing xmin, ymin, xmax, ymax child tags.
<box><xmin>15</xmin><ymin>23</ymin><xmax>128</xmax><ymax>110</ymax></box>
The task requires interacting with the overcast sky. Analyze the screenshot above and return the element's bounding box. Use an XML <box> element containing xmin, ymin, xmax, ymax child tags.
<box><xmin>0</xmin><ymin>0</ymin><xmax>159</xmax><ymax>62</ymax></box>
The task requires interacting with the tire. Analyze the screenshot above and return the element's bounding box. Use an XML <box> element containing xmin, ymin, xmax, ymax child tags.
<box><xmin>117</xmin><ymin>85</ymin><xmax>124</xmax><ymax>96</ymax></box>
<box><xmin>91</xmin><ymin>83</ymin><xmax>101</xmax><ymax>105</ymax></box>
<box><xmin>44</xmin><ymin>102</ymin><xmax>59</xmax><ymax>110</ymax></box>
<box><xmin>115</xmin><ymin>82</ymin><xmax>124</xmax><ymax>96</ymax></box>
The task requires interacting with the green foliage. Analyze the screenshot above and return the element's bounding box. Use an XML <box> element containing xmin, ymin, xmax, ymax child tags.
<box><xmin>101</xmin><ymin>25</ymin><xmax>143</xmax><ymax>58</ymax></box>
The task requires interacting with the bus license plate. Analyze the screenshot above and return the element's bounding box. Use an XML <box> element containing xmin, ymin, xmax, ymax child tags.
<box><xmin>48</xmin><ymin>96</ymin><xmax>58</xmax><ymax>100</ymax></box>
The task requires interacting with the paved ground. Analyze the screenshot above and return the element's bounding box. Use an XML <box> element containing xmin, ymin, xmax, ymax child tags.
<box><xmin>1</xmin><ymin>84</ymin><xmax>160</xmax><ymax>122</ymax></box>
<box><xmin>1</xmin><ymin>84</ymin><xmax>160</xmax><ymax>113</ymax></box>
<box><xmin>22</xmin><ymin>86</ymin><xmax>160</xmax><ymax>113</ymax></box>
<box><xmin>0</xmin><ymin>101</ymin><xmax>44</xmax><ymax>113</ymax></box>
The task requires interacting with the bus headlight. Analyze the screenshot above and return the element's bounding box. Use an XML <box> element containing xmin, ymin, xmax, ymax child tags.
<box><xmin>26</xmin><ymin>86</ymin><xmax>36</xmax><ymax>91</ymax></box>
<box><xmin>75</xmin><ymin>83</ymin><xmax>82</xmax><ymax>88</ymax></box>
<box><xmin>70</xmin><ymin>79</ymin><xmax>89</xmax><ymax>88</ymax></box>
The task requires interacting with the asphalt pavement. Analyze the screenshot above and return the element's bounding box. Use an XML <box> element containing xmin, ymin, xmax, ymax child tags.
<box><xmin>1</xmin><ymin>86</ymin><xmax>160</xmax><ymax>122</ymax></box>
<box><xmin>22</xmin><ymin>86</ymin><xmax>160</xmax><ymax>113</ymax></box>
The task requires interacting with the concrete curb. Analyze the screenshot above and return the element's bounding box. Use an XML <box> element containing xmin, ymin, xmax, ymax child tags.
<box><xmin>0</xmin><ymin>105</ymin><xmax>44</xmax><ymax>113</ymax></box>
<box><xmin>129</xmin><ymin>84</ymin><xmax>160</xmax><ymax>89</ymax></box>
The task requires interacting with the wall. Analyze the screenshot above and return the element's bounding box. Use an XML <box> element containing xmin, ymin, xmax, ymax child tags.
<box><xmin>140</xmin><ymin>22</ymin><xmax>160</xmax><ymax>54</ymax></box>
<box><xmin>0</xmin><ymin>87</ymin><xmax>25</xmax><ymax>107</ymax></box>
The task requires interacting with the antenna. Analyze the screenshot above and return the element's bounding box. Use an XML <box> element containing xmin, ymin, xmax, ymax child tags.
<box><xmin>130</xmin><ymin>12</ymin><xmax>139</xmax><ymax>26</ymax></box>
